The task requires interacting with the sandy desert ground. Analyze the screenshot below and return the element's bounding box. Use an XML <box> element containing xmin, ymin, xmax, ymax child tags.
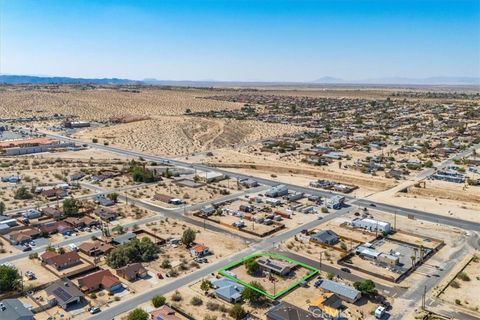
<box><xmin>74</xmin><ymin>117</ymin><xmax>304</xmax><ymax>156</ymax></box>
<box><xmin>0</xmin><ymin>87</ymin><xmax>243</xmax><ymax>119</ymax></box>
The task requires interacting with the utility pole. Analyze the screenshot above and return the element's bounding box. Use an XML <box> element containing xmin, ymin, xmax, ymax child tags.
<box><xmin>422</xmin><ymin>285</ymin><xmax>426</xmax><ymax>310</ymax></box>
<box><xmin>394</xmin><ymin>211</ymin><xmax>397</xmax><ymax>231</ymax></box>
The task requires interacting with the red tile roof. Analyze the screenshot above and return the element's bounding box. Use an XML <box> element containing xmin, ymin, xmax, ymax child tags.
<box><xmin>78</xmin><ymin>269</ymin><xmax>121</xmax><ymax>291</ymax></box>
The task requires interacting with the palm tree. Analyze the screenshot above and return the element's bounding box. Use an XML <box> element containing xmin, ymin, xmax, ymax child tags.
<box><xmin>413</xmin><ymin>247</ymin><xmax>419</xmax><ymax>261</ymax></box>
<box><xmin>419</xmin><ymin>245</ymin><xmax>425</xmax><ymax>261</ymax></box>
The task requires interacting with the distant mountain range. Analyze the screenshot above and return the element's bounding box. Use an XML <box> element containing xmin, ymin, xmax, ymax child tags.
<box><xmin>312</xmin><ymin>76</ymin><xmax>480</xmax><ymax>85</ymax></box>
<box><xmin>1</xmin><ymin>74</ymin><xmax>479</xmax><ymax>86</ymax></box>
<box><xmin>0</xmin><ymin>75</ymin><xmax>140</xmax><ymax>85</ymax></box>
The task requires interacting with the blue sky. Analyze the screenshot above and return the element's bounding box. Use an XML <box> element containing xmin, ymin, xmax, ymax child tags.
<box><xmin>0</xmin><ymin>0</ymin><xmax>479</xmax><ymax>81</ymax></box>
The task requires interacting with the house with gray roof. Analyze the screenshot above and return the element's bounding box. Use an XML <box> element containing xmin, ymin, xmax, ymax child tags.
<box><xmin>266</xmin><ymin>301</ymin><xmax>314</xmax><ymax>320</ymax></box>
<box><xmin>112</xmin><ymin>232</ymin><xmax>136</xmax><ymax>245</ymax></box>
<box><xmin>212</xmin><ymin>277</ymin><xmax>244</xmax><ymax>303</ymax></box>
<box><xmin>310</xmin><ymin>230</ymin><xmax>339</xmax><ymax>245</ymax></box>
<box><xmin>315</xmin><ymin>279</ymin><xmax>361</xmax><ymax>303</ymax></box>
<box><xmin>258</xmin><ymin>258</ymin><xmax>296</xmax><ymax>276</ymax></box>
<box><xmin>45</xmin><ymin>279</ymin><xmax>84</xmax><ymax>309</ymax></box>
<box><xmin>0</xmin><ymin>299</ymin><xmax>34</xmax><ymax>320</ymax></box>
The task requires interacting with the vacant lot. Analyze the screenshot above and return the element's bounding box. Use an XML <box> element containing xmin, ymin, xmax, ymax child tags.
<box><xmin>440</xmin><ymin>256</ymin><xmax>480</xmax><ymax>313</ymax></box>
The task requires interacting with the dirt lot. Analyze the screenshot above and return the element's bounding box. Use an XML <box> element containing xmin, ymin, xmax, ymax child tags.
<box><xmin>11</xmin><ymin>257</ymin><xmax>59</xmax><ymax>288</ymax></box>
<box><xmin>282</xmin><ymin>279</ymin><xmax>381</xmax><ymax>320</ymax></box>
<box><xmin>440</xmin><ymin>255</ymin><xmax>480</xmax><ymax>313</ymax></box>
<box><xmin>126</xmin><ymin>178</ymin><xmax>242</xmax><ymax>207</ymax></box>
<box><xmin>142</xmin><ymin>218</ymin><xmax>248</xmax><ymax>268</ymax></box>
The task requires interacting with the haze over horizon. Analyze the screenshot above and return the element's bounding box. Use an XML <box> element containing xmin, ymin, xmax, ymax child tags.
<box><xmin>1</xmin><ymin>0</ymin><xmax>479</xmax><ymax>82</ymax></box>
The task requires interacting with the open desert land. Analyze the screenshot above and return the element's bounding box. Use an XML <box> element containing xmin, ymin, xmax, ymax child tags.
<box><xmin>73</xmin><ymin>117</ymin><xmax>304</xmax><ymax>157</ymax></box>
<box><xmin>437</xmin><ymin>254</ymin><xmax>480</xmax><ymax>315</ymax></box>
<box><xmin>0</xmin><ymin>86</ymin><xmax>245</xmax><ymax>119</ymax></box>
<box><xmin>368</xmin><ymin>188</ymin><xmax>480</xmax><ymax>222</ymax></box>
<box><xmin>194</xmin><ymin>146</ymin><xmax>396</xmax><ymax>195</ymax></box>
<box><xmin>124</xmin><ymin>177</ymin><xmax>244</xmax><ymax>207</ymax></box>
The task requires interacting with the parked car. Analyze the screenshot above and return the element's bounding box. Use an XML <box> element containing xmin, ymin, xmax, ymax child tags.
<box><xmin>89</xmin><ymin>307</ymin><xmax>101</xmax><ymax>314</ymax></box>
<box><xmin>340</xmin><ymin>267</ymin><xmax>351</xmax><ymax>273</ymax></box>
<box><xmin>22</xmin><ymin>246</ymin><xmax>32</xmax><ymax>252</ymax></box>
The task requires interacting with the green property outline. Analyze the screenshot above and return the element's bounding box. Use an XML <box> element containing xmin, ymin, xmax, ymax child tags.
<box><xmin>218</xmin><ymin>252</ymin><xmax>319</xmax><ymax>300</ymax></box>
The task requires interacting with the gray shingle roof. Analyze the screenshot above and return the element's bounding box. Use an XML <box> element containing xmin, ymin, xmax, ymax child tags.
<box><xmin>317</xmin><ymin>279</ymin><xmax>360</xmax><ymax>301</ymax></box>
<box><xmin>0</xmin><ymin>299</ymin><xmax>34</xmax><ymax>320</ymax></box>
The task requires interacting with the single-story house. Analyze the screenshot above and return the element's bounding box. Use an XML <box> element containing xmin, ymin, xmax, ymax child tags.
<box><xmin>111</xmin><ymin>232</ymin><xmax>136</xmax><ymax>245</ymax></box>
<box><xmin>21</xmin><ymin>209</ymin><xmax>42</xmax><ymax>219</ymax></box>
<box><xmin>266</xmin><ymin>301</ymin><xmax>314</xmax><ymax>320</ymax></box>
<box><xmin>0</xmin><ymin>298</ymin><xmax>34</xmax><ymax>320</ymax></box>
<box><xmin>79</xmin><ymin>240</ymin><xmax>114</xmax><ymax>256</ymax></box>
<box><xmin>77</xmin><ymin>269</ymin><xmax>122</xmax><ymax>292</ymax></box>
<box><xmin>315</xmin><ymin>279</ymin><xmax>361</xmax><ymax>303</ymax></box>
<box><xmin>9</xmin><ymin>228</ymin><xmax>40</xmax><ymax>245</ymax></box>
<box><xmin>94</xmin><ymin>208</ymin><xmax>117</xmax><ymax>222</ymax></box>
<box><xmin>150</xmin><ymin>305</ymin><xmax>182</xmax><ymax>320</ymax></box>
<box><xmin>1</xmin><ymin>175</ymin><xmax>21</xmax><ymax>183</ymax></box>
<box><xmin>239</xmin><ymin>178</ymin><xmax>259</xmax><ymax>188</ymax></box>
<box><xmin>94</xmin><ymin>194</ymin><xmax>115</xmax><ymax>206</ymax></box>
<box><xmin>64</xmin><ymin>216</ymin><xmax>99</xmax><ymax>229</ymax></box>
<box><xmin>212</xmin><ymin>277</ymin><xmax>244</xmax><ymax>303</ymax></box>
<box><xmin>190</xmin><ymin>244</ymin><xmax>209</xmax><ymax>258</ymax></box>
<box><xmin>42</xmin><ymin>206</ymin><xmax>64</xmax><ymax>220</ymax></box>
<box><xmin>39</xmin><ymin>221</ymin><xmax>73</xmax><ymax>235</ymax></box>
<box><xmin>45</xmin><ymin>279</ymin><xmax>84</xmax><ymax>309</ymax></box>
<box><xmin>69</xmin><ymin>172</ymin><xmax>86</xmax><ymax>181</ymax></box>
<box><xmin>310</xmin><ymin>230</ymin><xmax>339</xmax><ymax>245</ymax></box>
<box><xmin>257</xmin><ymin>258</ymin><xmax>296</xmax><ymax>276</ymax></box>
<box><xmin>41</xmin><ymin>188</ymin><xmax>68</xmax><ymax>199</ymax></box>
<box><xmin>308</xmin><ymin>293</ymin><xmax>343</xmax><ymax>319</ymax></box>
<box><xmin>153</xmin><ymin>193</ymin><xmax>174</xmax><ymax>203</ymax></box>
<box><xmin>0</xmin><ymin>215</ymin><xmax>18</xmax><ymax>227</ymax></box>
<box><xmin>41</xmin><ymin>251</ymin><xmax>83</xmax><ymax>270</ymax></box>
<box><xmin>116</xmin><ymin>263</ymin><xmax>148</xmax><ymax>281</ymax></box>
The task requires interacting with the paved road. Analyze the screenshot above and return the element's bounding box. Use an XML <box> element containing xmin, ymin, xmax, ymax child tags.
<box><xmin>33</xmin><ymin>131</ymin><xmax>480</xmax><ymax>232</ymax></box>
<box><xmin>273</xmin><ymin>249</ymin><xmax>405</xmax><ymax>297</ymax></box>
<box><xmin>0</xmin><ymin>186</ymin><xmax>265</xmax><ymax>265</ymax></box>
<box><xmin>89</xmin><ymin>208</ymin><xmax>351</xmax><ymax>320</ymax></box>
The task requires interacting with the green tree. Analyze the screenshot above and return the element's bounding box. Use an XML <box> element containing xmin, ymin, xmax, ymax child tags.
<box><xmin>244</xmin><ymin>258</ymin><xmax>260</xmax><ymax>276</ymax></box>
<box><xmin>127</xmin><ymin>308</ymin><xmax>149</xmax><ymax>320</ymax></box>
<box><xmin>229</xmin><ymin>304</ymin><xmax>247</xmax><ymax>320</ymax></box>
<box><xmin>106</xmin><ymin>237</ymin><xmax>159</xmax><ymax>268</ymax></box>
<box><xmin>62</xmin><ymin>198</ymin><xmax>80</xmax><ymax>216</ymax></box>
<box><xmin>107</xmin><ymin>193</ymin><xmax>119</xmax><ymax>202</ymax></box>
<box><xmin>14</xmin><ymin>186</ymin><xmax>33</xmax><ymax>200</ymax></box>
<box><xmin>130</xmin><ymin>164</ymin><xmax>155</xmax><ymax>183</ymax></box>
<box><xmin>424</xmin><ymin>160</ymin><xmax>433</xmax><ymax>168</ymax></box>
<box><xmin>181</xmin><ymin>228</ymin><xmax>196</xmax><ymax>247</ymax></box>
<box><xmin>200</xmin><ymin>279</ymin><xmax>211</xmax><ymax>292</ymax></box>
<box><xmin>0</xmin><ymin>201</ymin><xmax>5</xmax><ymax>215</ymax></box>
<box><xmin>112</xmin><ymin>225</ymin><xmax>125</xmax><ymax>235</ymax></box>
<box><xmin>241</xmin><ymin>281</ymin><xmax>265</xmax><ymax>304</ymax></box>
<box><xmin>0</xmin><ymin>265</ymin><xmax>20</xmax><ymax>293</ymax></box>
<box><xmin>353</xmin><ymin>280</ymin><xmax>378</xmax><ymax>298</ymax></box>
<box><xmin>151</xmin><ymin>295</ymin><xmax>166</xmax><ymax>308</ymax></box>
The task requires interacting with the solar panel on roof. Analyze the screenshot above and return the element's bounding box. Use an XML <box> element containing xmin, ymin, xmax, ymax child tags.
<box><xmin>52</xmin><ymin>287</ymin><xmax>72</xmax><ymax>302</ymax></box>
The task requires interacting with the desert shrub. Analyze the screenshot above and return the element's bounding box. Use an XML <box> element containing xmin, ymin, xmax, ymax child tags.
<box><xmin>458</xmin><ymin>272</ymin><xmax>471</xmax><ymax>281</ymax></box>
<box><xmin>152</xmin><ymin>295</ymin><xmax>166</xmax><ymax>307</ymax></box>
<box><xmin>206</xmin><ymin>301</ymin><xmax>220</xmax><ymax>311</ymax></box>
<box><xmin>171</xmin><ymin>290</ymin><xmax>182</xmax><ymax>302</ymax></box>
<box><xmin>190</xmin><ymin>296</ymin><xmax>203</xmax><ymax>306</ymax></box>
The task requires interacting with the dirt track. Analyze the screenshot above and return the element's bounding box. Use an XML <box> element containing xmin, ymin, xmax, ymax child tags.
<box><xmin>209</xmin><ymin>162</ymin><xmax>395</xmax><ymax>191</ymax></box>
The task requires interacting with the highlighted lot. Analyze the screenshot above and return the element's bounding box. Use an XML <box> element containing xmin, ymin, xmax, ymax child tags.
<box><xmin>218</xmin><ymin>252</ymin><xmax>319</xmax><ymax>300</ymax></box>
